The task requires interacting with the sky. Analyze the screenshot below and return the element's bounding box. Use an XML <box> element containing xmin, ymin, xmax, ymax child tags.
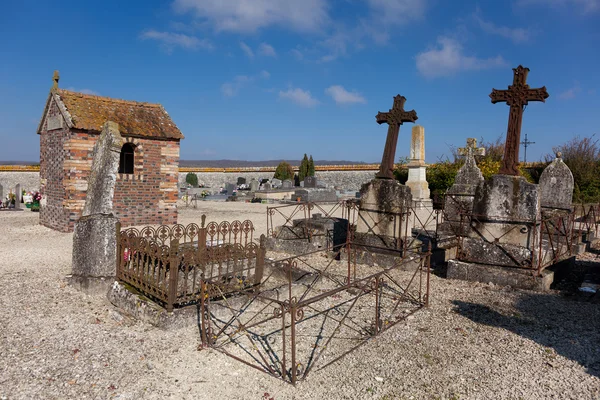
<box><xmin>1</xmin><ymin>0</ymin><xmax>599</xmax><ymax>163</ymax></box>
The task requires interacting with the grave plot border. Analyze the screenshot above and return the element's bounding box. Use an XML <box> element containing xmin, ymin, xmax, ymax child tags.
<box><xmin>116</xmin><ymin>215</ymin><xmax>266</xmax><ymax>312</ymax></box>
<box><xmin>198</xmin><ymin>236</ymin><xmax>431</xmax><ymax>385</ymax></box>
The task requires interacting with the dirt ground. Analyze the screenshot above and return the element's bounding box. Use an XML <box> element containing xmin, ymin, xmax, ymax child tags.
<box><xmin>1</xmin><ymin>202</ymin><xmax>599</xmax><ymax>399</ymax></box>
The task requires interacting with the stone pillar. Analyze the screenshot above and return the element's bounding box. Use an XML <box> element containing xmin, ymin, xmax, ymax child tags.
<box><xmin>405</xmin><ymin>125</ymin><xmax>434</xmax><ymax>230</ymax></box>
<box><xmin>14</xmin><ymin>184</ymin><xmax>21</xmax><ymax>210</ymax></box>
<box><xmin>405</xmin><ymin>125</ymin><xmax>430</xmax><ymax>201</ymax></box>
<box><xmin>71</xmin><ymin>121</ymin><xmax>124</xmax><ymax>294</ymax></box>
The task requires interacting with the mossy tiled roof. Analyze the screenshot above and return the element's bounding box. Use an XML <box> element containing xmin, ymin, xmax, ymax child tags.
<box><xmin>54</xmin><ymin>89</ymin><xmax>184</xmax><ymax>140</ymax></box>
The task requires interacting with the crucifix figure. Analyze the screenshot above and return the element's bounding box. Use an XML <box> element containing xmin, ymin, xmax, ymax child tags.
<box><xmin>490</xmin><ymin>65</ymin><xmax>549</xmax><ymax>176</ymax></box>
<box><xmin>375</xmin><ymin>95</ymin><xmax>418</xmax><ymax>179</ymax></box>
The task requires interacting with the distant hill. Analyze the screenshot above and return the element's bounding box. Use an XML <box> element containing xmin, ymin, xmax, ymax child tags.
<box><xmin>0</xmin><ymin>161</ymin><xmax>39</xmax><ymax>165</ymax></box>
<box><xmin>179</xmin><ymin>159</ymin><xmax>371</xmax><ymax>168</ymax></box>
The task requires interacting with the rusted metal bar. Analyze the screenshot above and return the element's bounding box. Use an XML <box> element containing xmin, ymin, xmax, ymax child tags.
<box><xmin>167</xmin><ymin>238</ymin><xmax>180</xmax><ymax>312</ymax></box>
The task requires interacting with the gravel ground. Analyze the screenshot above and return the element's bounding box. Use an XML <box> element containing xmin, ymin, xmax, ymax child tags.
<box><xmin>1</xmin><ymin>202</ymin><xmax>599</xmax><ymax>400</ymax></box>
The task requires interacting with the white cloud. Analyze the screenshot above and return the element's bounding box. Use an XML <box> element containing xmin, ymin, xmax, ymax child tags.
<box><xmin>65</xmin><ymin>87</ymin><xmax>100</xmax><ymax>96</ymax></box>
<box><xmin>173</xmin><ymin>0</ymin><xmax>329</xmax><ymax>33</ymax></box>
<box><xmin>473</xmin><ymin>12</ymin><xmax>531</xmax><ymax>43</ymax></box>
<box><xmin>140</xmin><ymin>30</ymin><xmax>213</xmax><ymax>51</ymax></box>
<box><xmin>290</xmin><ymin>49</ymin><xmax>304</xmax><ymax>60</ymax></box>
<box><xmin>221</xmin><ymin>72</ymin><xmax>270</xmax><ymax>97</ymax></box>
<box><xmin>325</xmin><ymin>85</ymin><xmax>366</xmax><ymax>105</ymax></box>
<box><xmin>240</xmin><ymin>41</ymin><xmax>254</xmax><ymax>58</ymax></box>
<box><xmin>366</xmin><ymin>0</ymin><xmax>428</xmax><ymax>26</ymax></box>
<box><xmin>559</xmin><ymin>83</ymin><xmax>582</xmax><ymax>99</ymax></box>
<box><xmin>362</xmin><ymin>0</ymin><xmax>428</xmax><ymax>44</ymax></box>
<box><xmin>258</xmin><ymin>42</ymin><xmax>277</xmax><ymax>57</ymax></box>
<box><xmin>279</xmin><ymin>88</ymin><xmax>319</xmax><ymax>107</ymax></box>
<box><xmin>517</xmin><ymin>0</ymin><xmax>599</xmax><ymax>13</ymax></box>
<box><xmin>415</xmin><ymin>37</ymin><xmax>507</xmax><ymax>78</ymax></box>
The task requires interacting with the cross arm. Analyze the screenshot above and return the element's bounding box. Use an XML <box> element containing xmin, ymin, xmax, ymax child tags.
<box><xmin>525</xmin><ymin>86</ymin><xmax>549</xmax><ymax>102</ymax></box>
<box><xmin>489</xmin><ymin>89</ymin><xmax>509</xmax><ymax>104</ymax></box>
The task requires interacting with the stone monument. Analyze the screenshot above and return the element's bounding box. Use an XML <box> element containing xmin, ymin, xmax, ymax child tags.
<box><xmin>405</xmin><ymin>125</ymin><xmax>435</xmax><ymax>230</ymax></box>
<box><xmin>70</xmin><ymin>121</ymin><xmax>123</xmax><ymax>293</ymax></box>
<box><xmin>249</xmin><ymin>179</ymin><xmax>259</xmax><ymax>192</ymax></box>
<box><xmin>447</xmin><ymin>66</ymin><xmax>557</xmax><ymax>290</ymax></box>
<box><xmin>355</xmin><ymin>95</ymin><xmax>417</xmax><ymax>252</ymax></box>
<box><xmin>539</xmin><ymin>152</ymin><xmax>574</xmax><ymax>211</ymax></box>
<box><xmin>441</xmin><ymin>138</ymin><xmax>485</xmax><ymax>238</ymax></box>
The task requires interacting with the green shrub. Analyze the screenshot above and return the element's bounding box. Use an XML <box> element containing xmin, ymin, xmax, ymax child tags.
<box><xmin>185</xmin><ymin>172</ymin><xmax>199</xmax><ymax>188</ymax></box>
<box><xmin>274</xmin><ymin>161</ymin><xmax>294</xmax><ymax>181</ymax></box>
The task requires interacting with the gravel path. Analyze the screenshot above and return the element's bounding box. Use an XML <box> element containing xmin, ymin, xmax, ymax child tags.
<box><xmin>1</xmin><ymin>203</ymin><xmax>599</xmax><ymax>399</ymax></box>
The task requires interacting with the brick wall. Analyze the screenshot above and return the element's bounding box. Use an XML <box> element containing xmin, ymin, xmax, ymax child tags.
<box><xmin>39</xmin><ymin>101</ymin><xmax>179</xmax><ymax>232</ymax></box>
<box><xmin>39</xmin><ymin>98</ymin><xmax>71</xmax><ymax>232</ymax></box>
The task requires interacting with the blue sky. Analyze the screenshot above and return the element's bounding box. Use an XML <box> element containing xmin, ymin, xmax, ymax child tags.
<box><xmin>1</xmin><ymin>0</ymin><xmax>599</xmax><ymax>163</ymax></box>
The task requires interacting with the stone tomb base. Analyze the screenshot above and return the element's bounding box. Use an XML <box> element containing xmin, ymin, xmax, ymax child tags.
<box><xmin>70</xmin><ymin>214</ymin><xmax>119</xmax><ymax>294</ymax></box>
<box><xmin>447</xmin><ymin>260</ymin><xmax>556</xmax><ymax>291</ymax></box>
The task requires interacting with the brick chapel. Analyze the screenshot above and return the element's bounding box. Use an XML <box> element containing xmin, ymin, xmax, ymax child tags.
<box><xmin>37</xmin><ymin>71</ymin><xmax>184</xmax><ymax>232</ymax></box>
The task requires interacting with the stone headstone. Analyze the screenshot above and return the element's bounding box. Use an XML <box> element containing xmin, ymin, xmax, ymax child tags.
<box><xmin>304</xmin><ymin>176</ymin><xmax>316</xmax><ymax>188</ymax></box>
<box><xmin>271</xmin><ymin>178</ymin><xmax>282</xmax><ymax>188</ymax></box>
<box><xmin>249</xmin><ymin>179</ymin><xmax>259</xmax><ymax>192</ymax></box>
<box><xmin>14</xmin><ymin>184</ymin><xmax>21</xmax><ymax>210</ymax></box>
<box><xmin>539</xmin><ymin>153</ymin><xmax>574</xmax><ymax>211</ymax></box>
<box><xmin>237</xmin><ymin>177</ymin><xmax>246</xmax><ymax>185</ymax></box>
<box><xmin>263</xmin><ymin>182</ymin><xmax>272</xmax><ymax>191</ymax></box>
<box><xmin>82</xmin><ymin>122</ymin><xmax>123</xmax><ymax>216</ymax></box>
<box><xmin>282</xmin><ymin>179</ymin><xmax>293</xmax><ymax>189</ymax></box>
<box><xmin>405</xmin><ymin>125</ymin><xmax>430</xmax><ymax>201</ymax></box>
<box><xmin>295</xmin><ymin>188</ymin><xmax>338</xmax><ymax>203</ymax></box>
<box><xmin>71</xmin><ymin>121</ymin><xmax>123</xmax><ymax>293</ymax></box>
<box><xmin>442</xmin><ymin>138</ymin><xmax>485</xmax><ymax>234</ymax></box>
<box><xmin>225</xmin><ymin>183</ymin><xmax>236</xmax><ymax>195</ymax></box>
<box><xmin>355</xmin><ymin>179</ymin><xmax>413</xmax><ymax>249</ymax></box>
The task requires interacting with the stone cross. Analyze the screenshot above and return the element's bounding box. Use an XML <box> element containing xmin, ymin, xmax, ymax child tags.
<box><xmin>458</xmin><ymin>138</ymin><xmax>485</xmax><ymax>160</ymax></box>
<box><xmin>52</xmin><ymin>70</ymin><xmax>60</xmax><ymax>90</ymax></box>
<box><xmin>490</xmin><ymin>65</ymin><xmax>549</xmax><ymax>176</ymax></box>
<box><xmin>82</xmin><ymin>121</ymin><xmax>124</xmax><ymax>216</ymax></box>
<box><xmin>375</xmin><ymin>95</ymin><xmax>418</xmax><ymax>179</ymax></box>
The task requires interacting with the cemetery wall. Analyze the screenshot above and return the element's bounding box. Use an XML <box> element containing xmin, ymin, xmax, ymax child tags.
<box><xmin>178</xmin><ymin>170</ymin><xmax>377</xmax><ymax>192</ymax></box>
<box><xmin>0</xmin><ymin>170</ymin><xmax>376</xmax><ymax>199</ymax></box>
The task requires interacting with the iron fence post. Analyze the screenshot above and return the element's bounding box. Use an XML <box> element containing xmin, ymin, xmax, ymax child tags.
<box><xmin>115</xmin><ymin>221</ymin><xmax>121</xmax><ymax>281</ymax></box>
<box><xmin>167</xmin><ymin>238</ymin><xmax>179</xmax><ymax>312</ymax></box>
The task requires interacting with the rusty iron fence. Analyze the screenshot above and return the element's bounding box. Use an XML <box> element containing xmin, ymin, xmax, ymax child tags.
<box><xmin>198</xmin><ymin>225</ymin><xmax>430</xmax><ymax>384</ymax></box>
<box><xmin>116</xmin><ymin>215</ymin><xmax>266</xmax><ymax>311</ymax></box>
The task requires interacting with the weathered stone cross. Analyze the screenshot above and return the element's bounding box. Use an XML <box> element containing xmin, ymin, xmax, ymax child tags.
<box><xmin>375</xmin><ymin>95</ymin><xmax>418</xmax><ymax>179</ymax></box>
<box><xmin>458</xmin><ymin>138</ymin><xmax>485</xmax><ymax>159</ymax></box>
<box><xmin>490</xmin><ymin>65</ymin><xmax>549</xmax><ymax>176</ymax></box>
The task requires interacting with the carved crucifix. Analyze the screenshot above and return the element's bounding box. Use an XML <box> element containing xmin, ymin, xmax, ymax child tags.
<box><xmin>490</xmin><ymin>65</ymin><xmax>549</xmax><ymax>176</ymax></box>
<box><xmin>375</xmin><ymin>95</ymin><xmax>418</xmax><ymax>179</ymax></box>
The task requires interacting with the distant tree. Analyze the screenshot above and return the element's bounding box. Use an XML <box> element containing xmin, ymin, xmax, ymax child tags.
<box><xmin>185</xmin><ymin>172</ymin><xmax>199</xmax><ymax>188</ymax></box>
<box><xmin>299</xmin><ymin>154</ymin><xmax>309</xmax><ymax>182</ymax></box>
<box><xmin>274</xmin><ymin>161</ymin><xmax>294</xmax><ymax>181</ymax></box>
<box><xmin>308</xmin><ymin>155</ymin><xmax>315</xmax><ymax>177</ymax></box>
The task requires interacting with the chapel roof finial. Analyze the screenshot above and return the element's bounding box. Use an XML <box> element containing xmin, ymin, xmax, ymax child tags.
<box><xmin>52</xmin><ymin>70</ymin><xmax>60</xmax><ymax>90</ymax></box>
